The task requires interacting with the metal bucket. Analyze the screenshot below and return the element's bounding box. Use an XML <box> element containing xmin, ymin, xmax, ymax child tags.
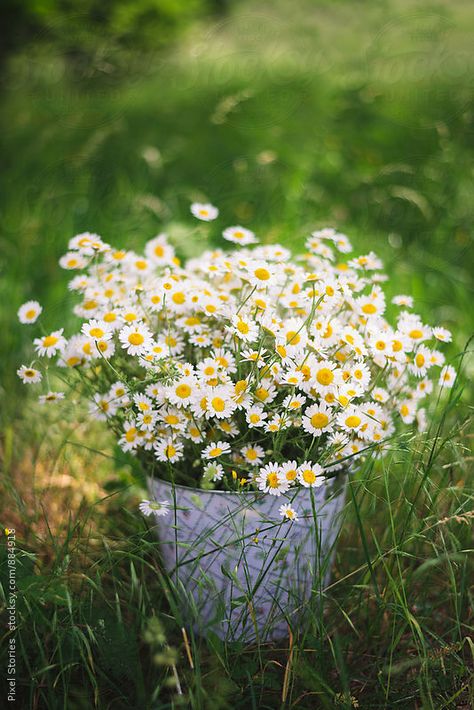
<box><xmin>148</xmin><ymin>475</ymin><xmax>347</xmax><ymax>643</ymax></box>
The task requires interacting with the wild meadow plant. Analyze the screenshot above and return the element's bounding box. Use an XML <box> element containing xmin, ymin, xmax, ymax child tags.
<box><xmin>17</xmin><ymin>203</ymin><xmax>454</xmax><ymax>518</ymax></box>
<box><xmin>8</xmin><ymin>203</ymin><xmax>472</xmax><ymax>704</ymax></box>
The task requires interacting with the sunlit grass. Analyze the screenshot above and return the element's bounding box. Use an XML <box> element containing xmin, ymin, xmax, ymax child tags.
<box><xmin>1</xmin><ymin>0</ymin><xmax>473</xmax><ymax>706</ymax></box>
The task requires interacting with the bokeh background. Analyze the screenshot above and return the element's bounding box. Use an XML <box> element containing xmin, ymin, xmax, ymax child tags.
<box><xmin>0</xmin><ymin>1</ymin><xmax>473</xmax><ymax>707</ymax></box>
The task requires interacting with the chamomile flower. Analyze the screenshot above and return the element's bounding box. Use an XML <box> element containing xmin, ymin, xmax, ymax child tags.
<box><xmin>17</xmin><ymin>365</ymin><xmax>42</xmax><ymax>384</ymax></box>
<box><xmin>203</xmin><ymin>462</ymin><xmax>225</xmax><ymax>482</ymax></box>
<box><xmin>280</xmin><ymin>460</ymin><xmax>299</xmax><ymax>485</ymax></box>
<box><xmin>409</xmin><ymin>345</ymin><xmax>432</xmax><ymax>377</ymax></box>
<box><xmin>392</xmin><ymin>295</ymin><xmax>413</xmax><ymax>307</ymax></box>
<box><xmin>241</xmin><ymin>444</ymin><xmax>265</xmax><ymax>465</ymax></box>
<box><xmin>432</xmin><ymin>327</ymin><xmax>452</xmax><ymax>343</ymax></box>
<box><xmin>222</xmin><ymin>226</ymin><xmax>257</xmax><ymax>246</ymax></box>
<box><xmin>229</xmin><ymin>313</ymin><xmax>259</xmax><ymax>343</ymax></box>
<box><xmin>168</xmin><ymin>376</ymin><xmax>199</xmax><ymax>407</ymax></box>
<box><xmin>205</xmin><ymin>385</ymin><xmax>237</xmax><ymax>419</ymax></box>
<box><xmin>154</xmin><ymin>438</ymin><xmax>184</xmax><ymax>463</ymax></box>
<box><xmin>82</xmin><ymin>319</ymin><xmax>113</xmax><ymax>341</ymax></box>
<box><xmin>191</xmin><ymin>202</ymin><xmax>219</xmax><ymax>221</ymax></box>
<box><xmin>119</xmin><ymin>323</ymin><xmax>153</xmax><ymax>356</ymax></box>
<box><xmin>201</xmin><ymin>441</ymin><xmax>231</xmax><ymax>459</ymax></box>
<box><xmin>256</xmin><ymin>463</ymin><xmax>289</xmax><ymax>496</ymax></box>
<box><xmin>438</xmin><ymin>365</ymin><xmax>456</xmax><ymax>389</ymax></box>
<box><xmin>245</xmin><ymin>261</ymin><xmax>276</xmax><ymax>288</ymax></box>
<box><xmin>139</xmin><ymin>500</ymin><xmax>170</xmax><ymax>517</ymax></box>
<box><xmin>337</xmin><ymin>406</ymin><xmax>364</xmax><ymax>433</ymax></box>
<box><xmin>302</xmin><ymin>403</ymin><xmax>334</xmax><ymax>434</ymax></box>
<box><xmin>279</xmin><ymin>504</ymin><xmax>299</xmax><ymax>522</ymax></box>
<box><xmin>34</xmin><ymin>329</ymin><xmax>66</xmax><ymax>358</ymax></box>
<box><xmin>38</xmin><ymin>391</ymin><xmax>65</xmax><ymax>404</ymax></box>
<box><xmin>18</xmin><ymin>300</ymin><xmax>42</xmax><ymax>324</ymax></box>
<box><xmin>297</xmin><ymin>461</ymin><xmax>325</xmax><ymax>488</ymax></box>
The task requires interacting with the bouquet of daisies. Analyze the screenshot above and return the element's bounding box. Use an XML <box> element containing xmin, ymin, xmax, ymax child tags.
<box><xmin>17</xmin><ymin>203</ymin><xmax>455</xmax><ymax>513</ymax></box>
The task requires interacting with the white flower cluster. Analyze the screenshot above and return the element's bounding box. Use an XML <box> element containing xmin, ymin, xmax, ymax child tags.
<box><xmin>17</xmin><ymin>211</ymin><xmax>455</xmax><ymax>502</ymax></box>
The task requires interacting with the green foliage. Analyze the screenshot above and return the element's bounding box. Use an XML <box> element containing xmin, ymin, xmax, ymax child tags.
<box><xmin>0</xmin><ymin>0</ymin><xmax>473</xmax><ymax>706</ymax></box>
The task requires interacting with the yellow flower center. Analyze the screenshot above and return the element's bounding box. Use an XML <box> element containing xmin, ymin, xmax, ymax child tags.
<box><xmin>154</xmin><ymin>245</ymin><xmax>164</xmax><ymax>257</ymax></box>
<box><xmin>254</xmin><ymin>267</ymin><xmax>270</xmax><ymax>281</ymax></box>
<box><xmin>267</xmin><ymin>473</ymin><xmax>279</xmax><ymax>488</ymax></box>
<box><xmin>286</xmin><ymin>331</ymin><xmax>301</xmax><ymax>345</ymax></box>
<box><xmin>211</xmin><ymin>397</ymin><xmax>226</xmax><ymax>413</ymax></box>
<box><xmin>172</xmin><ymin>292</ymin><xmax>185</xmax><ymax>305</ymax></box>
<box><xmin>165</xmin><ymin>444</ymin><xmax>176</xmax><ymax>458</ymax></box>
<box><xmin>43</xmin><ymin>335</ymin><xmax>58</xmax><ymax>348</ymax></box>
<box><xmin>175</xmin><ymin>384</ymin><xmax>192</xmax><ymax>399</ymax></box>
<box><xmin>209</xmin><ymin>447</ymin><xmax>223</xmax><ymax>457</ymax></box>
<box><xmin>26</xmin><ymin>309</ymin><xmax>36</xmax><ymax>319</ymax></box>
<box><xmin>285</xmin><ymin>468</ymin><xmax>297</xmax><ymax>481</ymax></box>
<box><xmin>316</xmin><ymin>368</ymin><xmax>334</xmax><ymax>386</ymax></box>
<box><xmin>345</xmin><ymin>415</ymin><xmax>361</xmax><ymax>428</ymax></box>
<box><xmin>255</xmin><ymin>387</ymin><xmax>269</xmax><ymax>401</ymax></box>
<box><xmin>311</xmin><ymin>413</ymin><xmax>329</xmax><ymax>428</ymax></box>
<box><xmin>415</xmin><ymin>353</ymin><xmax>425</xmax><ymax>367</ymax></box>
<box><xmin>249</xmin><ymin>414</ymin><xmax>260</xmax><ymax>424</ymax></box>
<box><xmin>362</xmin><ymin>303</ymin><xmax>377</xmax><ymax>314</ymax></box>
<box><xmin>409</xmin><ymin>329</ymin><xmax>423</xmax><ymax>339</ymax></box>
<box><xmin>246</xmin><ymin>449</ymin><xmax>258</xmax><ymax>461</ymax></box>
<box><xmin>128</xmin><ymin>333</ymin><xmax>144</xmax><ymax>346</ymax></box>
<box><xmin>236</xmin><ymin>320</ymin><xmax>250</xmax><ymax>334</ymax></box>
<box><xmin>375</xmin><ymin>340</ymin><xmax>386</xmax><ymax>351</ymax></box>
<box><xmin>302</xmin><ymin>469</ymin><xmax>316</xmax><ymax>484</ymax></box>
<box><xmin>89</xmin><ymin>327</ymin><xmax>104</xmax><ymax>338</ymax></box>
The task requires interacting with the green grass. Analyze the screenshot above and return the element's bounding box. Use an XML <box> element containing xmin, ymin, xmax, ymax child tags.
<box><xmin>0</xmin><ymin>0</ymin><xmax>473</xmax><ymax>707</ymax></box>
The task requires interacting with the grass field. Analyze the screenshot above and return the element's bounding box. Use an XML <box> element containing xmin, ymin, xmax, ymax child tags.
<box><xmin>1</xmin><ymin>0</ymin><xmax>473</xmax><ymax>707</ymax></box>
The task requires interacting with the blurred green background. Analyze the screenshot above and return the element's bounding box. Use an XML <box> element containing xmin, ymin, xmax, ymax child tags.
<box><xmin>1</xmin><ymin>0</ymin><xmax>473</xmax><ymax>412</ymax></box>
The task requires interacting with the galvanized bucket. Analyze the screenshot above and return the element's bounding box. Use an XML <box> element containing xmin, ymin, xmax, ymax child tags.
<box><xmin>148</xmin><ymin>475</ymin><xmax>347</xmax><ymax>643</ymax></box>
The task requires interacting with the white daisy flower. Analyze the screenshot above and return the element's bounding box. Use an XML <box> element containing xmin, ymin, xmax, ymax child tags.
<box><xmin>229</xmin><ymin>314</ymin><xmax>259</xmax><ymax>343</ymax></box>
<box><xmin>302</xmin><ymin>402</ymin><xmax>334</xmax><ymax>435</ymax></box>
<box><xmin>245</xmin><ymin>405</ymin><xmax>268</xmax><ymax>428</ymax></box>
<box><xmin>154</xmin><ymin>438</ymin><xmax>184</xmax><ymax>463</ymax></box>
<box><xmin>392</xmin><ymin>295</ymin><xmax>413</xmax><ymax>307</ymax></box>
<box><xmin>245</xmin><ymin>261</ymin><xmax>276</xmax><ymax>288</ymax></box>
<box><xmin>241</xmin><ymin>444</ymin><xmax>265</xmax><ymax>465</ymax></box>
<box><xmin>297</xmin><ymin>461</ymin><xmax>325</xmax><ymax>488</ymax></box>
<box><xmin>34</xmin><ymin>329</ymin><xmax>66</xmax><ymax>358</ymax></box>
<box><xmin>168</xmin><ymin>376</ymin><xmax>199</xmax><ymax>407</ymax></box>
<box><xmin>432</xmin><ymin>327</ymin><xmax>452</xmax><ymax>343</ymax></box>
<box><xmin>203</xmin><ymin>462</ymin><xmax>225</xmax><ymax>482</ymax></box>
<box><xmin>279</xmin><ymin>504</ymin><xmax>299</xmax><ymax>522</ymax></box>
<box><xmin>81</xmin><ymin>319</ymin><xmax>113</xmax><ymax>341</ymax></box>
<box><xmin>17</xmin><ymin>365</ymin><xmax>42</xmax><ymax>384</ymax></box>
<box><xmin>205</xmin><ymin>385</ymin><xmax>237</xmax><ymax>419</ymax></box>
<box><xmin>139</xmin><ymin>500</ymin><xmax>170</xmax><ymax>517</ymax></box>
<box><xmin>280</xmin><ymin>460</ymin><xmax>299</xmax><ymax>485</ymax></box>
<box><xmin>201</xmin><ymin>441</ymin><xmax>231</xmax><ymax>459</ymax></box>
<box><xmin>191</xmin><ymin>202</ymin><xmax>219</xmax><ymax>221</ymax></box>
<box><xmin>18</xmin><ymin>300</ymin><xmax>43</xmax><ymax>324</ymax></box>
<box><xmin>256</xmin><ymin>463</ymin><xmax>289</xmax><ymax>496</ymax></box>
<box><xmin>119</xmin><ymin>323</ymin><xmax>153</xmax><ymax>356</ymax></box>
<box><xmin>222</xmin><ymin>226</ymin><xmax>257</xmax><ymax>246</ymax></box>
<box><xmin>438</xmin><ymin>365</ymin><xmax>456</xmax><ymax>389</ymax></box>
<box><xmin>38</xmin><ymin>391</ymin><xmax>65</xmax><ymax>404</ymax></box>
<box><xmin>337</xmin><ymin>406</ymin><xmax>365</xmax><ymax>433</ymax></box>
